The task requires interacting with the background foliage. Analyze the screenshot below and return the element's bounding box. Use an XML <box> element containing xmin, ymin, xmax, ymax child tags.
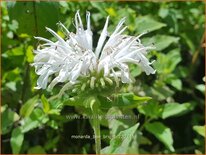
<box><xmin>1</xmin><ymin>1</ymin><xmax>205</xmax><ymax>154</ymax></box>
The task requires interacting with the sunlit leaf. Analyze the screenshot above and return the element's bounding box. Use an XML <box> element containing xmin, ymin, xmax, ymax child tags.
<box><xmin>135</xmin><ymin>16</ymin><xmax>166</xmax><ymax>34</ymax></box>
<box><xmin>145</xmin><ymin>122</ymin><xmax>174</xmax><ymax>152</ymax></box>
<box><xmin>5</xmin><ymin>81</ymin><xmax>17</xmax><ymax>91</ymax></box>
<box><xmin>21</xmin><ymin>108</ymin><xmax>49</xmax><ymax>133</ymax></box>
<box><xmin>161</xmin><ymin>102</ymin><xmax>194</xmax><ymax>119</ymax></box>
<box><xmin>193</xmin><ymin>125</ymin><xmax>205</xmax><ymax>137</ymax></box>
<box><xmin>26</xmin><ymin>45</ymin><xmax>34</xmax><ymax>63</ymax></box>
<box><xmin>143</xmin><ymin>35</ymin><xmax>179</xmax><ymax>51</ymax></box>
<box><xmin>195</xmin><ymin>84</ymin><xmax>205</xmax><ymax>95</ymax></box>
<box><xmin>11</xmin><ymin>127</ymin><xmax>24</xmax><ymax>154</ymax></box>
<box><xmin>100</xmin><ymin>93</ymin><xmax>152</xmax><ymax>109</ymax></box>
<box><xmin>101</xmin><ymin>123</ymin><xmax>139</xmax><ymax>154</ymax></box>
<box><xmin>20</xmin><ymin>95</ymin><xmax>39</xmax><ymax>117</ymax></box>
<box><xmin>106</xmin><ymin>107</ymin><xmax>136</xmax><ymax>136</ymax></box>
<box><xmin>41</xmin><ymin>94</ymin><xmax>50</xmax><ymax>113</ymax></box>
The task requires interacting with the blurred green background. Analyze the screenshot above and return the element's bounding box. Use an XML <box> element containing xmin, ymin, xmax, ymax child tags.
<box><xmin>1</xmin><ymin>1</ymin><xmax>205</xmax><ymax>154</ymax></box>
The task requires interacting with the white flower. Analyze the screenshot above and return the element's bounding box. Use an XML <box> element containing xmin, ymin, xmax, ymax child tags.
<box><xmin>32</xmin><ymin>11</ymin><xmax>156</xmax><ymax>93</ymax></box>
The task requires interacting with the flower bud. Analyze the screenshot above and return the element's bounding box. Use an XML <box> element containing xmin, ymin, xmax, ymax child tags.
<box><xmin>81</xmin><ymin>83</ymin><xmax>86</xmax><ymax>91</ymax></box>
<box><xmin>100</xmin><ymin>78</ymin><xmax>105</xmax><ymax>88</ymax></box>
<box><xmin>90</xmin><ymin>77</ymin><xmax>96</xmax><ymax>89</ymax></box>
<box><xmin>104</xmin><ymin>77</ymin><xmax>113</xmax><ymax>86</ymax></box>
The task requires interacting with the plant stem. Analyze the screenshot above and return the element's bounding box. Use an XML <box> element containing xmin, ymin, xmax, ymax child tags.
<box><xmin>91</xmin><ymin>98</ymin><xmax>101</xmax><ymax>154</ymax></box>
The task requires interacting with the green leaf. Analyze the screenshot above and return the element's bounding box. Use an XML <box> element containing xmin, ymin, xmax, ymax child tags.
<box><xmin>195</xmin><ymin>84</ymin><xmax>205</xmax><ymax>95</ymax></box>
<box><xmin>1</xmin><ymin>106</ymin><xmax>20</xmax><ymax>134</ymax></box>
<box><xmin>7</xmin><ymin>1</ymin><xmax>59</xmax><ymax>37</ymax></box>
<box><xmin>8</xmin><ymin>19</ymin><xmax>19</xmax><ymax>32</ymax></box>
<box><xmin>21</xmin><ymin>117</ymin><xmax>39</xmax><ymax>133</ymax></box>
<box><xmin>181</xmin><ymin>33</ymin><xmax>196</xmax><ymax>54</ymax></box>
<box><xmin>161</xmin><ymin>102</ymin><xmax>194</xmax><ymax>119</ymax></box>
<box><xmin>139</xmin><ymin>135</ymin><xmax>152</xmax><ymax>145</ymax></box>
<box><xmin>105</xmin><ymin>7</ymin><xmax>117</xmax><ymax>17</ymax></box>
<box><xmin>193</xmin><ymin>125</ymin><xmax>205</xmax><ymax>137</ymax></box>
<box><xmin>154</xmin><ymin>48</ymin><xmax>181</xmax><ymax>74</ymax></box>
<box><xmin>143</xmin><ymin>35</ymin><xmax>179</xmax><ymax>51</ymax></box>
<box><xmin>41</xmin><ymin>94</ymin><xmax>50</xmax><ymax>113</ymax></box>
<box><xmin>20</xmin><ymin>95</ymin><xmax>39</xmax><ymax>117</ymax></box>
<box><xmin>4</xmin><ymin>45</ymin><xmax>24</xmax><ymax>56</ymax></box>
<box><xmin>164</xmin><ymin>74</ymin><xmax>182</xmax><ymax>90</ymax></box>
<box><xmin>28</xmin><ymin>145</ymin><xmax>46</xmax><ymax>154</ymax></box>
<box><xmin>47</xmin><ymin>120</ymin><xmax>58</xmax><ymax>129</ymax></box>
<box><xmin>148</xmin><ymin>85</ymin><xmax>174</xmax><ymax>101</ymax></box>
<box><xmin>145</xmin><ymin>122</ymin><xmax>174</xmax><ymax>152</ymax></box>
<box><xmin>135</xmin><ymin>16</ymin><xmax>166</xmax><ymax>33</ymax></box>
<box><xmin>130</xmin><ymin>64</ymin><xmax>142</xmax><ymax>77</ymax></box>
<box><xmin>170</xmin><ymin>79</ymin><xmax>182</xmax><ymax>90</ymax></box>
<box><xmin>44</xmin><ymin>136</ymin><xmax>60</xmax><ymax>151</ymax></box>
<box><xmin>137</xmin><ymin>102</ymin><xmax>162</xmax><ymax>119</ymax></box>
<box><xmin>63</xmin><ymin>95</ymin><xmax>87</xmax><ymax>107</ymax></box>
<box><xmin>101</xmin><ymin>123</ymin><xmax>139</xmax><ymax>154</ymax></box>
<box><xmin>2</xmin><ymin>67</ymin><xmax>21</xmax><ymax>84</ymax></box>
<box><xmin>159</xmin><ymin>7</ymin><xmax>169</xmax><ymax>18</ymax></box>
<box><xmin>166</xmin><ymin>48</ymin><xmax>182</xmax><ymax>72</ymax></box>
<box><xmin>5</xmin><ymin>81</ymin><xmax>17</xmax><ymax>91</ymax></box>
<box><xmin>11</xmin><ymin>127</ymin><xmax>24</xmax><ymax>154</ymax></box>
<box><xmin>100</xmin><ymin>93</ymin><xmax>152</xmax><ymax>109</ymax></box>
<box><xmin>26</xmin><ymin>45</ymin><xmax>34</xmax><ymax>63</ymax></box>
<box><xmin>106</xmin><ymin>107</ymin><xmax>136</xmax><ymax>136</ymax></box>
<box><xmin>21</xmin><ymin>108</ymin><xmax>49</xmax><ymax>133</ymax></box>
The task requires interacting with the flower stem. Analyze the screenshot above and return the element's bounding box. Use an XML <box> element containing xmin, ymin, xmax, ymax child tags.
<box><xmin>90</xmin><ymin>97</ymin><xmax>101</xmax><ymax>154</ymax></box>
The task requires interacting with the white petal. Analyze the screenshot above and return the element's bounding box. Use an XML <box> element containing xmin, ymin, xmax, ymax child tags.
<box><xmin>86</xmin><ymin>11</ymin><xmax>91</xmax><ymax>31</ymax></box>
<box><xmin>34</xmin><ymin>36</ymin><xmax>54</xmax><ymax>44</ymax></box>
<box><xmin>95</xmin><ymin>16</ymin><xmax>109</xmax><ymax>58</ymax></box>
<box><xmin>75</xmin><ymin>10</ymin><xmax>84</xmax><ymax>32</ymax></box>
<box><xmin>57</xmin><ymin>22</ymin><xmax>70</xmax><ymax>36</ymax></box>
<box><xmin>46</xmin><ymin>27</ymin><xmax>68</xmax><ymax>47</ymax></box>
<box><xmin>140</xmin><ymin>63</ymin><xmax>156</xmax><ymax>75</ymax></box>
<box><xmin>70</xmin><ymin>61</ymin><xmax>83</xmax><ymax>82</ymax></box>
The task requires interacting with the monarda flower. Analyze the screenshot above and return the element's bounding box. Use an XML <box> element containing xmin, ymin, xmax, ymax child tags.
<box><xmin>32</xmin><ymin>11</ymin><xmax>155</xmax><ymax>96</ymax></box>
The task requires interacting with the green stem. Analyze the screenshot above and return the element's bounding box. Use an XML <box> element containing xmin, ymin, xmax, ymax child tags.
<box><xmin>91</xmin><ymin>97</ymin><xmax>101</xmax><ymax>154</ymax></box>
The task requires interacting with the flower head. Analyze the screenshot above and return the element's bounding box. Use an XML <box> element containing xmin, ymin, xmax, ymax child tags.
<box><xmin>32</xmin><ymin>11</ymin><xmax>155</xmax><ymax>95</ymax></box>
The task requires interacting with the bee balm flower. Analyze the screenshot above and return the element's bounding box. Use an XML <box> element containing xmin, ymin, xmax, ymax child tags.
<box><xmin>32</xmin><ymin>11</ymin><xmax>155</xmax><ymax>94</ymax></box>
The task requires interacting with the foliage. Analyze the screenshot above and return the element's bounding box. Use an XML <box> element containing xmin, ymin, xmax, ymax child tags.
<box><xmin>1</xmin><ymin>1</ymin><xmax>205</xmax><ymax>154</ymax></box>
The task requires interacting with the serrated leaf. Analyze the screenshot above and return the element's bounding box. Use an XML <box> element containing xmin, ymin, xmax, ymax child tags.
<box><xmin>11</xmin><ymin>127</ymin><xmax>24</xmax><ymax>154</ymax></box>
<box><xmin>136</xmin><ymin>16</ymin><xmax>166</xmax><ymax>33</ymax></box>
<box><xmin>101</xmin><ymin>123</ymin><xmax>139</xmax><ymax>154</ymax></box>
<box><xmin>161</xmin><ymin>102</ymin><xmax>193</xmax><ymax>119</ymax></box>
<box><xmin>145</xmin><ymin>122</ymin><xmax>174</xmax><ymax>152</ymax></box>
<box><xmin>20</xmin><ymin>95</ymin><xmax>39</xmax><ymax>117</ymax></box>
